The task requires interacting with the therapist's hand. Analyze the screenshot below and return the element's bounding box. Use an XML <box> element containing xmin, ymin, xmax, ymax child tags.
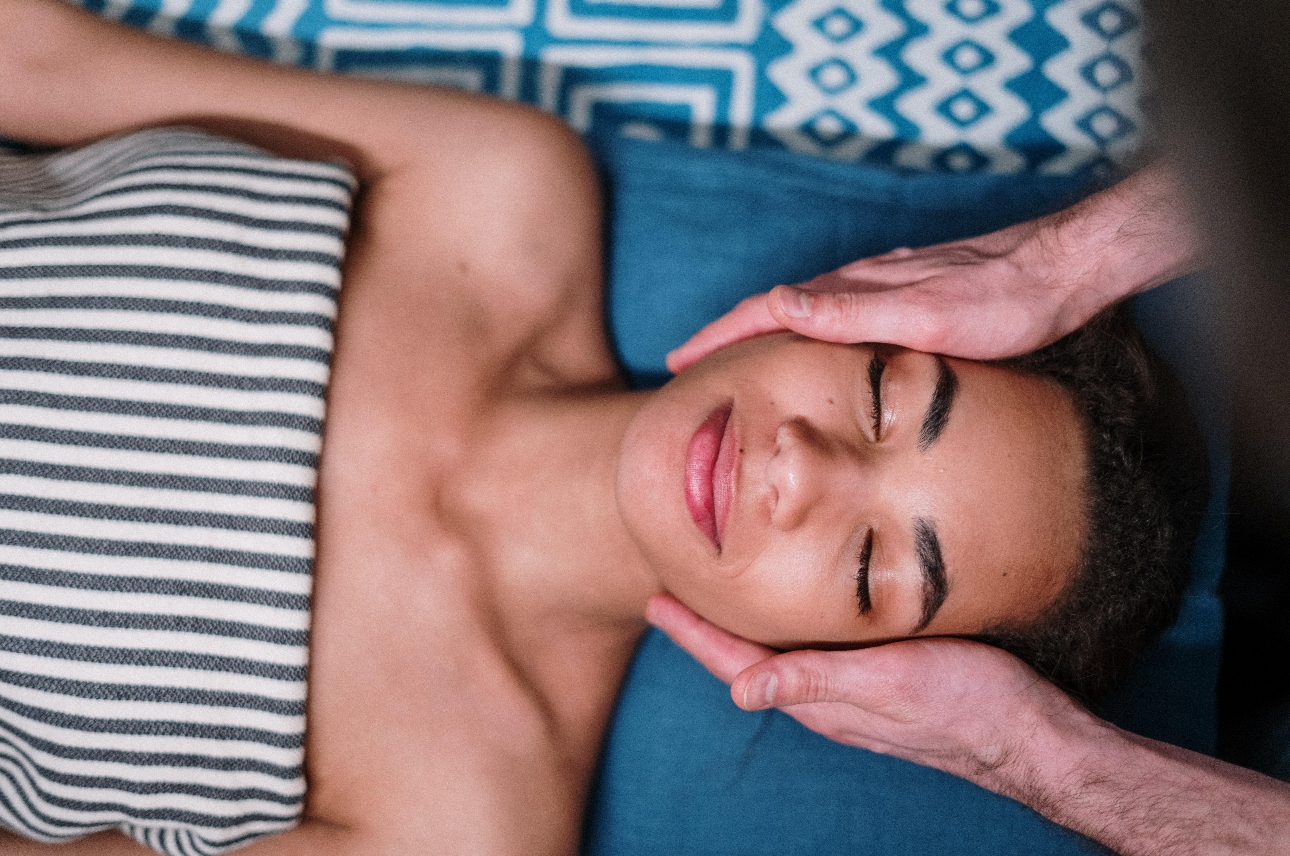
<box><xmin>648</xmin><ymin>593</ymin><xmax>1290</xmax><ymax>856</ymax></box>
<box><xmin>644</xmin><ymin>593</ymin><xmax>1085</xmax><ymax>792</ymax></box>
<box><xmin>668</xmin><ymin>220</ymin><xmax>1077</xmax><ymax>369</ymax></box>
<box><xmin>666</xmin><ymin>162</ymin><xmax>1204</xmax><ymax>371</ymax></box>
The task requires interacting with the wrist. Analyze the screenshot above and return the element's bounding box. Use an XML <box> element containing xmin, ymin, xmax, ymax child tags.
<box><xmin>1042</xmin><ymin>193</ymin><xmax>1142</xmax><ymax>327</ymax></box>
<box><xmin>974</xmin><ymin>686</ymin><xmax>1115</xmax><ymax>812</ymax></box>
<box><xmin>986</xmin><ymin>695</ymin><xmax>1290</xmax><ymax>856</ymax></box>
<box><xmin>1043</xmin><ymin>163</ymin><xmax>1207</xmax><ymax>328</ymax></box>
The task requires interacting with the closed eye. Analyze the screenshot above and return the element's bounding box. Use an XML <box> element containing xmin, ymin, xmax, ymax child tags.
<box><xmin>867</xmin><ymin>353</ymin><xmax>886</xmax><ymax>439</ymax></box>
<box><xmin>855</xmin><ymin>529</ymin><xmax>873</xmax><ymax>615</ymax></box>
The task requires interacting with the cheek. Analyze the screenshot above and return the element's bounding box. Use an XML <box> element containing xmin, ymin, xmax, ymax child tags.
<box><xmin>661</xmin><ymin>542</ymin><xmax>846</xmax><ymax>647</ymax></box>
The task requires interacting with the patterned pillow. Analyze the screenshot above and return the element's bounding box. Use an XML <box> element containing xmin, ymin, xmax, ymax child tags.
<box><xmin>74</xmin><ymin>0</ymin><xmax>1146</xmax><ymax>175</ymax></box>
<box><xmin>0</xmin><ymin>127</ymin><xmax>354</xmax><ymax>856</ymax></box>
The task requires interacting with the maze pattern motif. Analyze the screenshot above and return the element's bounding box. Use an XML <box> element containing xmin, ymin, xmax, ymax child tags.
<box><xmin>79</xmin><ymin>0</ymin><xmax>1145</xmax><ymax>173</ymax></box>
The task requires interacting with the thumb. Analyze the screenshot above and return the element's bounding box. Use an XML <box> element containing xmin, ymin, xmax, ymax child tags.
<box><xmin>767</xmin><ymin>284</ymin><xmax>885</xmax><ymax>345</ymax></box>
<box><xmin>731</xmin><ymin>649</ymin><xmax>872</xmax><ymax>711</ymax></box>
<box><xmin>770</xmin><ymin>283</ymin><xmax>949</xmax><ymax>352</ymax></box>
<box><xmin>665</xmin><ymin>292</ymin><xmax>783</xmax><ymax>373</ymax></box>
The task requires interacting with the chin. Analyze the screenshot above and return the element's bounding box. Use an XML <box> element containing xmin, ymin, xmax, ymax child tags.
<box><xmin>617</xmin><ymin>362</ymin><xmax>742</xmax><ymax>577</ymax></box>
<box><xmin>615</xmin><ymin>389</ymin><xmax>691</xmax><ymax>570</ymax></box>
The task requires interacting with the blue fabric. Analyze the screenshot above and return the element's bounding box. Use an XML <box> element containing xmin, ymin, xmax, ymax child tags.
<box><xmin>588</xmin><ymin>631</ymin><xmax>1108</xmax><ymax>855</ymax></box>
<box><xmin>79</xmin><ymin>0</ymin><xmax>1146</xmax><ymax>175</ymax></box>
<box><xmin>585</xmin><ymin>132</ymin><xmax>1227</xmax><ymax>854</ymax></box>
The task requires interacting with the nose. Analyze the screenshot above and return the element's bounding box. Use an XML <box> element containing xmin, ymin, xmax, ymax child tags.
<box><xmin>766</xmin><ymin>417</ymin><xmax>863</xmax><ymax>530</ymax></box>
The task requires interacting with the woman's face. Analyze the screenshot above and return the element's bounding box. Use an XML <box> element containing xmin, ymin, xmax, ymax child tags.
<box><xmin>617</xmin><ymin>333</ymin><xmax>1088</xmax><ymax>648</ymax></box>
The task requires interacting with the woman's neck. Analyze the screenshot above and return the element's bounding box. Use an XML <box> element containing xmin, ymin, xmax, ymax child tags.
<box><xmin>422</xmin><ymin>386</ymin><xmax>664</xmax><ymax>789</ymax></box>
<box><xmin>444</xmin><ymin>387</ymin><xmax>663</xmax><ymax>634</ymax></box>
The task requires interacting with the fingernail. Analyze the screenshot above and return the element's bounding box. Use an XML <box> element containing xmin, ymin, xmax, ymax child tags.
<box><xmin>779</xmin><ymin>287</ymin><xmax>813</xmax><ymax>319</ymax></box>
<box><xmin>742</xmin><ymin>673</ymin><xmax>777</xmax><ymax>710</ymax></box>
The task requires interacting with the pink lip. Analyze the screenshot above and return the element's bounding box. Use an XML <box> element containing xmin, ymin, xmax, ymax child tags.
<box><xmin>685</xmin><ymin>402</ymin><xmax>733</xmax><ymax>550</ymax></box>
<box><xmin>712</xmin><ymin>405</ymin><xmax>738</xmax><ymax>547</ymax></box>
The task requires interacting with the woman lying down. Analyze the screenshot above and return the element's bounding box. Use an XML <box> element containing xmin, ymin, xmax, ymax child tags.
<box><xmin>0</xmin><ymin>2</ymin><xmax>1207</xmax><ymax>854</ymax></box>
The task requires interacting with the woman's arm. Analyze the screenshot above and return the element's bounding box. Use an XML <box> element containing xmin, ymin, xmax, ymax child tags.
<box><xmin>0</xmin><ymin>0</ymin><xmax>612</xmax><ymax>393</ymax></box>
<box><xmin>0</xmin><ymin>0</ymin><xmax>525</xmax><ymax>180</ymax></box>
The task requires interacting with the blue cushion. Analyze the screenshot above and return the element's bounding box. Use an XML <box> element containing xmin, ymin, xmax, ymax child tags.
<box><xmin>86</xmin><ymin>0</ymin><xmax>1148</xmax><ymax>176</ymax></box>
<box><xmin>585</xmin><ymin>132</ymin><xmax>1228</xmax><ymax>854</ymax></box>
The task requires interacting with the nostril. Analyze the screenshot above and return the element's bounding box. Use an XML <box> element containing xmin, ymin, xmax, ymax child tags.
<box><xmin>767</xmin><ymin>419</ymin><xmax>821</xmax><ymax>530</ymax></box>
<box><xmin>775</xmin><ymin>417</ymin><xmax>806</xmax><ymax>451</ymax></box>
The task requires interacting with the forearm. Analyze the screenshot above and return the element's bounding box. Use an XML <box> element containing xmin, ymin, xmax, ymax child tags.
<box><xmin>0</xmin><ymin>0</ymin><xmax>506</xmax><ymax>179</ymax></box>
<box><xmin>1046</xmin><ymin>160</ymin><xmax>1207</xmax><ymax>320</ymax></box>
<box><xmin>993</xmin><ymin>704</ymin><xmax>1290</xmax><ymax>856</ymax></box>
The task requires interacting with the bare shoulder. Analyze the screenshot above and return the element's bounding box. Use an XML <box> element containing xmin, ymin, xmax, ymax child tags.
<box><xmin>0</xmin><ymin>0</ymin><xmax>613</xmax><ymax>391</ymax></box>
<box><xmin>347</xmin><ymin>99</ymin><xmax>615</xmax><ymax>394</ymax></box>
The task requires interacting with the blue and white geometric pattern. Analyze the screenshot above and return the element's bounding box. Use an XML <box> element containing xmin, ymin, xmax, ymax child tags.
<box><xmin>74</xmin><ymin>0</ymin><xmax>1146</xmax><ymax>173</ymax></box>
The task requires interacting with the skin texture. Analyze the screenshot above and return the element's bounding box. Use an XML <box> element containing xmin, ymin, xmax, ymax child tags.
<box><xmin>666</xmin><ymin>161</ymin><xmax>1207</xmax><ymax>371</ymax></box>
<box><xmin>0</xmin><ymin>3</ymin><xmax>632</xmax><ymax>852</ymax></box>
<box><xmin>618</xmin><ymin>334</ymin><xmax>1086</xmax><ymax>648</ymax></box>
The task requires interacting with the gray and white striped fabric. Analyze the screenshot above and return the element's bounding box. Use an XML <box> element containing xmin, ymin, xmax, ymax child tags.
<box><xmin>0</xmin><ymin>128</ymin><xmax>354</xmax><ymax>855</ymax></box>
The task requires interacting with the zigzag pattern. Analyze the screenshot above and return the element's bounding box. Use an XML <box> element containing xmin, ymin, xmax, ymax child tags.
<box><xmin>1004</xmin><ymin>0</ymin><xmax>1071</xmax><ymax>170</ymax></box>
<box><xmin>75</xmin><ymin>0</ymin><xmax>1145</xmax><ymax>173</ymax></box>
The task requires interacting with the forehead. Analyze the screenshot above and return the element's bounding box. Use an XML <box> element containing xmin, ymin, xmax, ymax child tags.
<box><xmin>915</xmin><ymin>359</ymin><xmax>1088</xmax><ymax>634</ymax></box>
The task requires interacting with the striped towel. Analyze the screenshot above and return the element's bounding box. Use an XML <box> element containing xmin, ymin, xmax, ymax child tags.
<box><xmin>0</xmin><ymin>128</ymin><xmax>354</xmax><ymax>855</ymax></box>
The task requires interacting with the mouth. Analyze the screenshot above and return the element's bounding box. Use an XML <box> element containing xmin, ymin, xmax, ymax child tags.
<box><xmin>685</xmin><ymin>401</ymin><xmax>735</xmax><ymax>550</ymax></box>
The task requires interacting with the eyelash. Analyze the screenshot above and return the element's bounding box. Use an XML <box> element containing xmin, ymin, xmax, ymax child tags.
<box><xmin>855</xmin><ymin>529</ymin><xmax>873</xmax><ymax>615</ymax></box>
<box><xmin>855</xmin><ymin>353</ymin><xmax>884</xmax><ymax>617</ymax></box>
<box><xmin>867</xmin><ymin>354</ymin><xmax>886</xmax><ymax>439</ymax></box>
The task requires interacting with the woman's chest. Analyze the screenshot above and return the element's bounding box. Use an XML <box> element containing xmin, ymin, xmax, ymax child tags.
<box><xmin>295</xmin><ymin>272</ymin><xmax>636</xmax><ymax>840</ymax></box>
<box><xmin>300</xmin><ymin>421</ymin><xmax>625</xmax><ymax>847</ymax></box>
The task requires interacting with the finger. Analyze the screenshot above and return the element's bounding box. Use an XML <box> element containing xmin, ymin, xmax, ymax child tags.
<box><xmin>665</xmin><ymin>293</ymin><xmax>784</xmax><ymax>373</ymax></box>
<box><xmin>731</xmin><ymin>647</ymin><xmax>896</xmax><ymax>711</ymax></box>
<box><xmin>834</xmin><ymin>238</ymin><xmax>993</xmax><ymax>280</ymax></box>
<box><xmin>645</xmin><ymin>593</ymin><xmax>777</xmax><ymax>683</ymax></box>
<box><xmin>769</xmin><ymin>284</ymin><xmax>936</xmax><ymax>348</ymax></box>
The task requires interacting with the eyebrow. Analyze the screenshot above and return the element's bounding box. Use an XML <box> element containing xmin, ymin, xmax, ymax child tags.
<box><xmin>917</xmin><ymin>357</ymin><xmax>959</xmax><ymax>451</ymax></box>
<box><xmin>912</xmin><ymin>518</ymin><xmax>949</xmax><ymax>632</ymax></box>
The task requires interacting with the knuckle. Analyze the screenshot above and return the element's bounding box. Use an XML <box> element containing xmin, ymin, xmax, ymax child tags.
<box><xmin>833</xmin><ymin>291</ymin><xmax>867</xmax><ymax>315</ymax></box>
<box><xmin>784</xmin><ymin>663</ymin><xmax>830</xmax><ymax>704</ymax></box>
<box><xmin>805</xmin><ymin>669</ymin><xmax>834</xmax><ymax>703</ymax></box>
<box><xmin>816</xmin><ymin>292</ymin><xmax>868</xmax><ymax>328</ymax></box>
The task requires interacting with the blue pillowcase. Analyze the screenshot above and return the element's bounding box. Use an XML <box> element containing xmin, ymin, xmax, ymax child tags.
<box><xmin>598</xmin><ymin>132</ymin><xmax>1094</xmax><ymax>387</ymax></box>
<box><xmin>585</xmin><ymin>131</ymin><xmax>1227</xmax><ymax>854</ymax></box>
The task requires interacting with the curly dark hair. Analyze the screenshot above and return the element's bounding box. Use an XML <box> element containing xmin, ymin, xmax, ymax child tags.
<box><xmin>976</xmin><ymin>306</ymin><xmax>1211</xmax><ymax>704</ymax></box>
